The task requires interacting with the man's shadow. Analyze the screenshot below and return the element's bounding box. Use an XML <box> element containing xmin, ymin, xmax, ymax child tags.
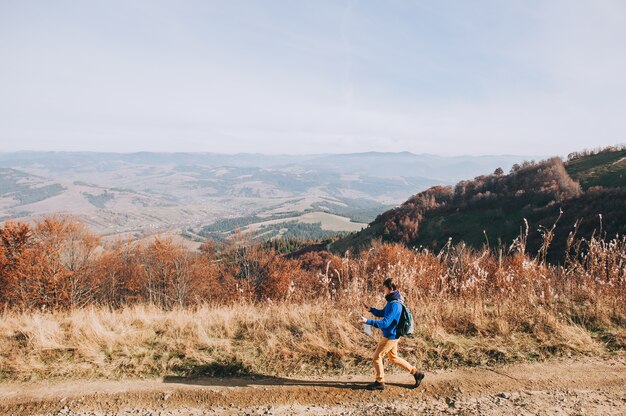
<box><xmin>163</xmin><ymin>364</ymin><xmax>414</xmax><ymax>390</ymax></box>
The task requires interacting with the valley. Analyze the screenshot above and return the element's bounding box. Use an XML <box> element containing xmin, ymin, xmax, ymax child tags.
<box><xmin>0</xmin><ymin>152</ymin><xmax>530</xmax><ymax>244</ymax></box>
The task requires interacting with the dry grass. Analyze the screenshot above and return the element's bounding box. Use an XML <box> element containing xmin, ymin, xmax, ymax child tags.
<box><xmin>1</xmin><ymin>298</ymin><xmax>622</xmax><ymax>382</ymax></box>
<box><xmin>1</xmin><ymin>217</ymin><xmax>624</xmax><ymax>381</ymax></box>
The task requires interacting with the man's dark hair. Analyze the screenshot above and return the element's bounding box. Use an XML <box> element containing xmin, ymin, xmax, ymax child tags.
<box><xmin>383</xmin><ymin>278</ymin><xmax>397</xmax><ymax>291</ymax></box>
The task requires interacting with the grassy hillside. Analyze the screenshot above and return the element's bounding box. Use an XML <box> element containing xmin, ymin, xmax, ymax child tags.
<box><xmin>1</xmin><ymin>214</ymin><xmax>623</xmax><ymax>382</ymax></box>
<box><xmin>1</xmin><ymin>237</ymin><xmax>623</xmax><ymax>381</ymax></box>
<box><xmin>330</xmin><ymin>147</ymin><xmax>626</xmax><ymax>260</ymax></box>
<box><xmin>565</xmin><ymin>147</ymin><xmax>626</xmax><ymax>190</ymax></box>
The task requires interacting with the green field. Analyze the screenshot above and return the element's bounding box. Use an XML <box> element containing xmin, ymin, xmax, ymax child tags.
<box><xmin>566</xmin><ymin>148</ymin><xmax>626</xmax><ymax>190</ymax></box>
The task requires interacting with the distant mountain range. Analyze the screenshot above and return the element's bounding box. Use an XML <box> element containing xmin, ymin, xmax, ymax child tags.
<box><xmin>330</xmin><ymin>147</ymin><xmax>626</xmax><ymax>261</ymax></box>
<box><xmin>0</xmin><ymin>151</ymin><xmax>538</xmax><ymax>243</ymax></box>
<box><xmin>0</xmin><ymin>151</ymin><xmax>538</xmax><ymax>182</ymax></box>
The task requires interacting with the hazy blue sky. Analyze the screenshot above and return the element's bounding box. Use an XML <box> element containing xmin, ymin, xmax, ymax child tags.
<box><xmin>1</xmin><ymin>0</ymin><xmax>625</xmax><ymax>155</ymax></box>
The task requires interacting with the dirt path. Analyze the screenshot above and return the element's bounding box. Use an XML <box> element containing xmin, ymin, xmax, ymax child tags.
<box><xmin>1</xmin><ymin>357</ymin><xmax>624</xmax><ymax>415</ymax></box>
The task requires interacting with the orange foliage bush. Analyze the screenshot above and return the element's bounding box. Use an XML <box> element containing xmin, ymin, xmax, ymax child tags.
<box><xmin>0</xmin><ymin>216</ymin><xmax>624</xmax><ymax>321</ymax></box>
<box><xmin>0</xmin><ymin>217</ymin><xmax>100</xmax><ymax>309</ymax></box>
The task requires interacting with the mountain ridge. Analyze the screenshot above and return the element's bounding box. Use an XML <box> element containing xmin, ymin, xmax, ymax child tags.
<box><xmin>329</xmin><ymin>147</ymin><xmax>626</xmax><ymax>260</ymax></box>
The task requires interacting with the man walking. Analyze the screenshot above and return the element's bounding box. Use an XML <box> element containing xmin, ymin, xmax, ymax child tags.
<box><xmin>361</xmin><ymin>278</ymin><xmax>425</xmax><ymax>390</ymax></box>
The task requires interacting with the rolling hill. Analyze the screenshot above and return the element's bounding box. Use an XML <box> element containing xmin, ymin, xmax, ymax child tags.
<box><xmin>565</xmin><ymin>147</ymin><xmax>626</xmax><ymax>190</ymax></box>
<box><xmin>0</xmin><ymin>151</ymin><xmax>533</xmax><ymax>242</ymax></box>
<box><xmin>330</xmin><ymin>147</ymin><xmax>626</xmax><ymax>261</ymax></box>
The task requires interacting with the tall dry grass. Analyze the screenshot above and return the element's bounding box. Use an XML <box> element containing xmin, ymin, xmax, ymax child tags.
<box><xmin>0</xmin><ymin>294</ymin><xmax>622</xmax><ymax>381</ymax></box>
<box><xmin>0</xmin><ymin>217</ymin><xmax>624</xmax><ymax>381</ymax></box>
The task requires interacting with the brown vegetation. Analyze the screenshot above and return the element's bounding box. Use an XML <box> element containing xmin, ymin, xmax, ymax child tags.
<box><xmin>0</xmin><ymin>215</ymin><xmax>624</xmax><ymax>381</ymax></box>
<box><xmin>372</xmin><ymin>157</ymin><xmax>583</xmax><ymax>246</ymax></box>
<box><xmin>332</xmin><ymin>152</ymin><xmax>625</xmax><ymax>261</ymax></box>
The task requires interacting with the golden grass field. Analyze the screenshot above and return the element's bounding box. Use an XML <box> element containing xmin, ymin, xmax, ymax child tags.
<box><xmin>1</xmin><ymin>296</ymin><xmax>622</xmax><ymax>382</ymax></box>
<box><xmin>0</xmin><ymin>217</ymin><xmax>624</xmax><ymax>383</ymax></box>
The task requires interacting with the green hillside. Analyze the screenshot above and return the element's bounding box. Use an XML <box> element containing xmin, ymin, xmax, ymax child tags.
<box><xmin>330</xmin><ymin>147</ymin><xmax>626</xmax><ymax>261</ymax></box>
<box><xmin>565</xmin><ymin>147</ymin><xmax>626</xmax><ymax>190</ymax></box>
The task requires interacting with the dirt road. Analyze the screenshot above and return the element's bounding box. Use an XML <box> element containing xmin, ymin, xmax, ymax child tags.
<box><xmin>0</xmin><ymin>357</ymin><xmax>624</xmax><ymax>415</ymax></box>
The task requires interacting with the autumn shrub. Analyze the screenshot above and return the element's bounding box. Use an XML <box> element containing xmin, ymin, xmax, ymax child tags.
<box><xmin>0</xmin><ymin>215</ymin><xmax>623</xmax><ymax>378</ymax></box>
<box><xmin>1</xmin><ymin>216</ymin><xmax>624</xmax><ymax>315</ymax></box>
<box><xmin>0</xmin><ymin>215</ymin><xmax>624</xmax><ymax>380</ymax></box>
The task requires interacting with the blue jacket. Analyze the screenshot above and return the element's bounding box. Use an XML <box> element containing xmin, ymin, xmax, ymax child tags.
<box><xmin>366</xmin><ymin>290</ymin><xmax>404</xmax><ymax>340</ymax></box>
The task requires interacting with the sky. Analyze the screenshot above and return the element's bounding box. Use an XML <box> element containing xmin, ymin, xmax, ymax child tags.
<box><xmin>0</xmin><ymin>0</ymin><xmax>625</xmax><ymax>156</ymax></box>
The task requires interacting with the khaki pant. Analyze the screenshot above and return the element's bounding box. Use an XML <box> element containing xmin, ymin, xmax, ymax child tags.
<box><xmin>373</xmin><ymin>337</ymin><xmax>417</xmax><ymax>382</ymax></box>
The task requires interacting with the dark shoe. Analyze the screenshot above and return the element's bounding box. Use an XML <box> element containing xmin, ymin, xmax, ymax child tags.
<box><xmin>413</xmin><ymin>372</ymin><xmax>425</xmax><ymax>388</ymax></box>
<box><xmin>366</xmin><ymin>381</ymin><xmax>385</xmax><ymax>390</ymax></box>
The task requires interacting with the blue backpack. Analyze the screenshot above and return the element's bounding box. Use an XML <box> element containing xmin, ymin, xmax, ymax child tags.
<box><xmin>391</xmin><ymin>300</ymin><xmax>415</xmax><ymax>337</ymax></box>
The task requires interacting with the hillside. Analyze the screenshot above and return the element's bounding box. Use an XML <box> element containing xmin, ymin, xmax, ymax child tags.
<box><xmin>0</xmin><ymin>151</ymin><xmax>531</xmax><ymax>242</ymax></box>
<box><xmin>566</xmin><ymin>147</ymin><xmax>626</xmax><ymax>190</ymax></box>
<box><xmin>330</xmin><ymin>147</ymin><xmax>626</xmax><ymax>260</ymax></box>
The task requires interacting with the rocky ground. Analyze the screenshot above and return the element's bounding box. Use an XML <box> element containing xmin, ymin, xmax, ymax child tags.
<box><xmin>0</xmin><ymin>356</ymin><xmax>624</xmax><ymax>415</ymax></box>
